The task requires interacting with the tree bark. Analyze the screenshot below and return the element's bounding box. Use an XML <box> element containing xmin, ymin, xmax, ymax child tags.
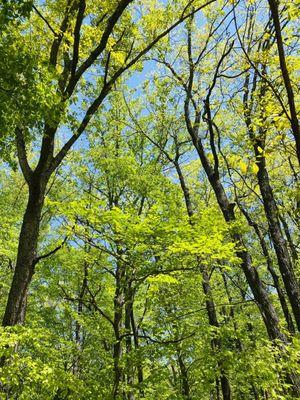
<box><xmin>279</xmin><ymin>214</ymin><xmax>298</xmax><ymax>262</ymax></box>
<box><xmin>73</xmin><ymin>261</ymin><xmax>88</xmax><ymax>375</ymax></box>
<box><xmin>239</xmin><ymin>206</ymin><xmax>295</xmax><ymax>335</ymax></box>
<box><xmin>194</xmin><ymin>100</ymin><xmax>300</xmax><ymax>394</ymax></box>
<box><xmin>267</xmin><ymin>0</ymin><xmax>300</xmax><ymax>166</ymax></box>
<box><xmin>2</xmin><ymin>174</ymin><xmax>47</xmax><ymax>326</ymax></box>
<box><xmin>242</xmin><ymin>66</ymin><xmax>300</xmax><ymax>332</ymax></box>
<box><xmin>253</xmin><ymin>141</ymin><xmax>300</xmax><ymax>331</ymax></box>
<box><xmin>194</xmin><ymin>136</ymin><xmax>286</xmax><ymax>342</ymax></box>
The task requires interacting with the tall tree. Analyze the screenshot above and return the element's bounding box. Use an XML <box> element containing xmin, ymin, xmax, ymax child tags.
<box><xmin>1</xmin><ymin>0</ymin><xmax>215</xmax><ymax>327</ymax></box>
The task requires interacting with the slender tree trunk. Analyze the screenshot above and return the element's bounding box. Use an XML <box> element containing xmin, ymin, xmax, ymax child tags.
<box><xmin>279</xmin><ymin>214</ymin><xmax>298</xmax><ymax>262</ymax></box>
<box><xmin>130</xmin><ymin>305</ymin><xmax>144</xmax><ymax>397</ymax></box>
<box><xmin>216</xmin><ymin>378</ymin><xmax>221</xmax><ymax>400</ymax></box>
<box><xmin>194</xmin><ymin>99</ymin><xmax>300</xmax><ymax>394</ymax></box>
<box><xmin>113</xmin><ymin>261</ymin><xmax>125</xmax><ymax>399</ymax></box>
<box><xmin>221</xmin><ymin>272</ymin><xmax>260</xmax><ymax>399</ymax></box>
<box><xmin>267</xmin><ymin>0</ymin><xmax>300</xmax><ymax>166</ymax></box>
<box><xmin>175</xmin><ymin>160</ymin><xmax>231</xmax><ymax>400</ymax></box>
<box><xmin>221</xmin><ymin>272</ymin><xmax>241</xmax><ymax>346</ymax></box>
<box><xmin>194</xmin><ymin>138</ymin><xmax>286</xmax><ymax>342</ymax></box>
<box><xmin>239</xmin><ymin>206</ymin><xmax>295</xmax><ymax>335</ymax></box>
<box><xmin>242</xmin><ymin>67</ymin><xmax>300</xmax><ymax>332</ymax></box>
<box><xmin>202</xmin><ymin>268</ymin><xmax>231</xmax><ymax>400</ymax></box>
<box><xmin>181</xmin><ymin>71</ymin><xmax>300</xmax><ymax>389</ymax></box>
<box><xmin>125</xmin><ymin>286</ymin><xmax>135</xmax><ymax>400</ymax></box>
<box><xmin>177</xmin><ymin>350</ymin><xmax>191</xmax><ymax>400</ymax></box>
<box><xmin>73</xmin><ymin>261</ymin><xmax>88</xmax><ymax>375</ymax></box>
<box><xmin>253</xmin><ymin>142</ymin><xmax>300</xmax><ymax>331</ymax></box>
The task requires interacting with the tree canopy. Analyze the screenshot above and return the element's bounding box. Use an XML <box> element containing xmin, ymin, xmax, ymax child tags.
<box><xmin>0</xmin><ymin>0</ymin><xmax>299</xmax><ymax>399</ymax></box>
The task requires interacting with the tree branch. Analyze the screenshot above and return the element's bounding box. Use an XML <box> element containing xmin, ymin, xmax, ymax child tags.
<box><xmin>34</xmin><ymin>235</ymin><xmax>68</xmax><ymax>265</ymax></box>
<box><xmin>32</xmin><ymin>4</ymin><xmax>58</xmax><ymax>36</ymax></box>
<box><xmin>50</xmin><ymin>0</ymin><xmax>217</xmax><ymax>172</ymax></box>
<box><xmin>15</xmin><ymin>127</ymin><xmax>33</xmax><ymax>184</ymax></box>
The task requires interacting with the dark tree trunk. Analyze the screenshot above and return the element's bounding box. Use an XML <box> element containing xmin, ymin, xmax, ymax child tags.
<box><xmin>267</xmin><ymin>0</ymin><xmax>300</xmax><ymax>166</ymax></box>
<box><xmin>242</xmin><ymin>67</ymin><xmax>300</xmax><ymax>332</ymax></box>
<box><xmin>194</xmin><ymin>138</ymin><xmax>286</xmax><ymax>342</ymax></box>
<box><xmin>113</xmin><ymin>261</ymin><xmax>125</xmax><ymax>399</ymax></box>
<box><xmin>239</xmin><ymin>206</ymin><xmax>295</xmax><ymax>335</ymax></box>
<box><xmin>177</xmin><ymin>351</ymin><xmax>191</xmax><ymax>400</ymax></box>
<box><xmin>130</xmin><ymin>305</ymin><xmax>144</xmax><ymax>397</ymax></box>
<box><xmin>2</xmin><ymin>175</ymin><xmax>47</xmax><ymax>326</ymax></box>
<box><xmin>125</xmin><ymin>286</ymin><xmax>135</xmax><ymax>400</ymax></box>
<box><xmin>193</xmin><ymin>107</ymin><xmax>300</xmax><ymax>394</ymax></box>
<box><xmin>254</xmin><ymin>144</ymin><xmax>300</xmax><ymax>331</ymax></box>
<box><xmin>221</xmin><ymin>272</ymin><xmax>241</xmax><ymax>346</ymax></box>
<box><xmin>279</xmin><ymin>214</ymin><xmax>298</xmax><ymax>262</ymax></box>
<box><xmin>181</xmin><ymin>74</ymin><xmax>300</xmax><ymax>391</ymax></box>
<box><xmin>2</xmin><ymin>124</ymin><xmax>56</xmax><ymax>328</ymax></box>
<box><xmin>202</xmin><ymin>268</ymin><xmax>231</xmax><ymax>400</ymax></box>
<box><xmin>175</xmin><ymin>160</ymin><xmax>231</xmax><ymax>400</ymax></box>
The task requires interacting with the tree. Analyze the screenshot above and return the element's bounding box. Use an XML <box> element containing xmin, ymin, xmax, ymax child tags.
<box><xmin>1</xmin><ymin>0</ymin><xmax>215</xmax><ymax>327</ymax></box>
<box><xmin>1</xmin><ymin>0</ymin><xmax>300</xmax><ymax>398</ymax></box>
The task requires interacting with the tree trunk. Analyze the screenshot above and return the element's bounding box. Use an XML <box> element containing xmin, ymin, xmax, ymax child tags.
<box><xmin>239</xmin><ymin>205</ymin><xmax>295</xmax><ymax>335</ymax></box>
<box><xmin>2</xmin><ymin>175</ymin><xmax>47</xmax><ymax>326</ymax></box>
<box><xmin>130</xmin><ymin>304</ymin><xmax>144</xmax><ymax>397</ymax></box>
<box><xmin>267</xmin><ymin>0</ymin><xmax>300</xmax><ymax>166</ymax></box>
<box><xmin>195</xmin><ymin>139</ymin><xmax>286</xmax><ymax>342</ymax></box>
<box><xmin>177</xmin><ymin>351</ymin><xmax>191</xmax><ymax>400</ymax></box>
<box><xmin>113</xmin><ymin>261</ymin><xmax>125</xmax><ymax>399</ymax></box>
<box><xmin>125</xmin><ymin>286</ymin><xmax>135</xmax><ymax>400</ymax></box>
<box><xmin>242</xmin><ymin>67</ymin><xmax>300</xmax><ymax>332</ymax></box>
<box><xmin>202</xmin><ymin>267</ymin><xmax>231</xmax><ymax>400</ymax></box>
<box><xmin>175</xmin><ymin>160</ymin><xmax>231</xmax><ymax>400</ymax></box>
<box><xmin>279</xmin><ymin>214</ymin><xmax>298</xmax><ymax>262</ymax></box>
<box><xmin>253</xmin><ymin>138</ymin><xmax>300</xmax><ymax>332</ymax></box>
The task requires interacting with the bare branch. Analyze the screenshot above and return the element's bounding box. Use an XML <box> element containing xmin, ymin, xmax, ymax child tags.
<box><xmin>66</xmin><ymin>0</ymin><xmax>133</xmax><ymax>96</ymax></box>
<box><xmin>15</xmin><ymin>128</ymin><xmax>33</xmax><ymax>184</ymax></box>
<box><xmin>50</xmin><ymin>0</ymin><xmax>217</xmax><ymax>171</ymax></box>
<box><xmin>34</xmin><ymin>235</ymin><xmax>68</xmax><ymax>265</ymax></box>
<box><xmin>32</xmin><ymin>4</ymin><xmax>58</xmax><ymax>36</ymax></box>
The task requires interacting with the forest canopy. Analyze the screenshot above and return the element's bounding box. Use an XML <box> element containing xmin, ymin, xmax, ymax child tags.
<box><xmin>0</xmin><ymin>0</ymin><xmax>299</xmax><ymax>399</ymax></box>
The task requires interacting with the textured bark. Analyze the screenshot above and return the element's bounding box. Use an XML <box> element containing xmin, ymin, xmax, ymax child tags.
<box><xmin>254</xmin><ymin>145</ymin><xmax>300</xmax><ymax>331</ymax></box>
<box><xmin>279</xmin><ymin>214</ymin><xmax>298</xmax><ymax>262</ymax></box>
<box><xmin>195</xmin><ymin>97</ymin><xmax>300</xmax><ymax>394</ymax></box>
<box><xmin>2</xmin><ymin>175</ymin><xmax>47</xmax><ymax>326</ymax></box>
<box><xmin>194</xmin><ymin>137</ymin><xmax>286</xmax><ymax>342</ymax></box>
<box><xmin>267</xmin><ymin>0</ymin><xmax>300</xmax><ymax>166</ymax></box>
<box><xmin>239</xmin><ymin>206</ymin><xmax>295</xmax><ymax>335</ymax></box>
<box><xmin>177</xmin><ymin>42</ymin><xmax>300</xmax><ymax>388</ymax></box>
<box><xmin>242</xmin><ymin>65</ymin><xmax>300</xmax><ymax>333</ymax></box>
